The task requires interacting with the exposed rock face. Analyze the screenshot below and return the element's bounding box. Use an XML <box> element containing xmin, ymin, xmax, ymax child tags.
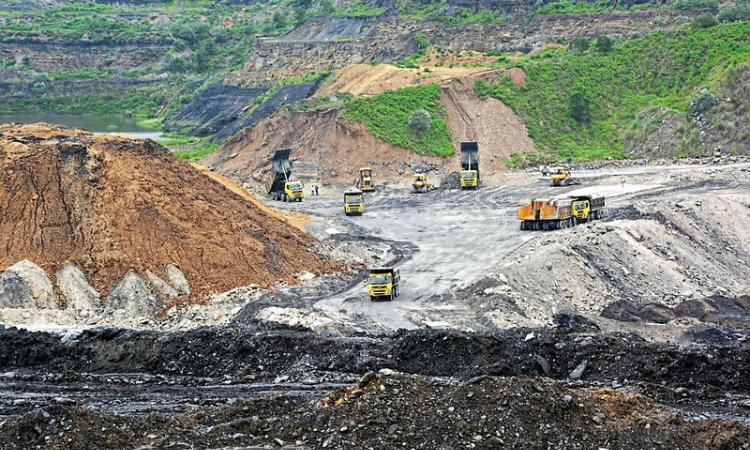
<box><xmin>106</xmin><ymin>271</ymin><xmax>161</xmax><ymax>318</ymax></box>
<box><xmin>0</xmin><ymin>271</ymin><xmax>34</xmax><ymax>308</ymax></box>
<box><xmin>146</xmin><ymin>270</ymin><xmax>179</xmax><ymax>299</ymax></box>
<box><xmin>163</xmin><ymin>80</ymin><xmax>322</xmax><ymax>141</ymax></box>
<box><xmin>56</xmin><ymin>264</ymin><xmax>100</xmax><ymax>311</ymax></box>
<box><xmin>5</xmin><ymin>260</ymin><xmax>57</xmax><ymax>309</ymax></box>
<box><xmin>166</xmin><ymin>264</ymin><xmax>190</xmax><ymax>296</ymax></box>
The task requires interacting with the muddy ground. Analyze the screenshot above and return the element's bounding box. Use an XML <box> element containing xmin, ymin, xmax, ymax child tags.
<box><xmin>2</xmin><ymin>160</ymin><xmax>750</xmax><ymax>448</ymax></box>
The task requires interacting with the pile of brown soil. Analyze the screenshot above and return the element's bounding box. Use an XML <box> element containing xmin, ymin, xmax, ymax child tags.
<box><xmin>0</xmin><ymin>124</ymin><xmax>340</xmax><ymax>301</ymax></box>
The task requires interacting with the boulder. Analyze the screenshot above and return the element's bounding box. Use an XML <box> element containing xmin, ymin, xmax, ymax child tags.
<box><xmin>146</xmin><ymin>270</ymin><xmax>179</xmax><ymax>299</ymax></box>
<box><xmin>166</xmin><ymin>264</ymin><xmax>190</xmax><ymax>295</ymax></box>
<box><xmin>5</xmin><ymin>260</ymin><xmax>57</xmax><ymax>309</ymax></box>
<box><xmin>106</xmin><ymin>271</ymin><xmax>162</xmax><ymax>318</ymax></box>
<box><xmin>56</xmin><ymin>264</ymin><xmax>100</xmax><ymax>311</ymax></box>
<box><xmin>0</xmin><ymin>271</ymin><xmax>35</xmax><ymax>308</ymax></box>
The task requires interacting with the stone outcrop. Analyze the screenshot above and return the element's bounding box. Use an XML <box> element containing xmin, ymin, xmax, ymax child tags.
<box><xmin>5</xmin><ymin>260</ymin><xmax>57</xmax><ymax>309</ymax></box>
<box><xmin>0</xmin><ymin>271</ymin><xmax>34</xmax><ymax>309</ymax></box>
<box><xmin>106</xmin><ymin>271</ymin><xmax>161</xmax><ymax>318</ymax></box>
<box><xmin>56</xmin><ymin>264</ymin><xmax>101</xmax><ymax>311</ymax></box>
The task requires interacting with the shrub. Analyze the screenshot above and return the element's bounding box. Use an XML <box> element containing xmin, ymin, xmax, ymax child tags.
<box><xmin>408</xmin><ymin>109</ymin><xmax>432</xmax><ymax>135</ymax></box>
<box><xmin>570</xmin><ymin>37</ymin><xmax>590</xmax><ymax>52</ymax></box>
<box><xmin>692</xmin><ymin>14</ymin><xmax>718</xmax><ymax>28</ymax></box>
<box><xmin>718</xmin><ymin>0</ymin><xmax>750</xmax><ymax>22</ymax></box>
<box><xmin>690</xmin><ymin>90</ymin><xmax>718</xmax><ymax>115</ymax></box>
<box><xmin>569</xmin><ymin>87</ymin><xmax>592</xmax><ymax>123</ymax></box>
<box><xmin>673</xmin><ymin>0</ymin><xmax>719</xmax><ymax>10</ymax></box>
<box><xmin>595</xmin><ymin>35</ymin><xmax>613</xmax><ymax>52</ymax></box>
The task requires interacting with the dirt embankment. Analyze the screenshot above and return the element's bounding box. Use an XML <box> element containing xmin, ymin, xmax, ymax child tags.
<box><xmin>207</xmin><ymin>76</ymin><xmax>536</xmax><ymax>187</ymax></box>
<box><xmin>441</xmin><ymin>77</ymin><xmax>536</xmax><ymax>173</ymax></box>
<box><xmin>203</xmin><ymin>109</ymin><xmax>447</xmax><ymax>188</ymax></box>
<box><xmin>0</xmin><ymin>124</ymin><xmax>340</xmax><ymax>305</ymax></box>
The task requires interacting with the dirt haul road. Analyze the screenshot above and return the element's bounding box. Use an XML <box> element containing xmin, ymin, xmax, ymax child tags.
<box><xmin>255</xmin><ymin>160</ymin><xmax>750</xmax><ymax>335</ymax></box>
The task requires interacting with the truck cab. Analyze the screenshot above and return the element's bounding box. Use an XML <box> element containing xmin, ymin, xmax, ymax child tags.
<box><xmin>358</xmin><ymin>167</ymin><xmax>375</xmax><ymax>192</ymax></box>
<box><xmin>368</xmin><ymin>267</ymin><xmax>400</xmax><ymax>301</ymax></box>
<box><xmin>459</xmin><ymin>141</ymin><xmax>480</xmax><ymax>190</ymax></box>
<box><xmin>344</xmin><ymin>190</ymin><xmax>365</xmax><ymax>216</ymax></box>
<box><xmin>460</xmin><ymin>170</ymin><xmax>479</xmax><ymax>188</ymax></box>
<box><xmin>284</xmin><ymin>181</ymin><xmax>305</xmax><ymax>202</ymax></box>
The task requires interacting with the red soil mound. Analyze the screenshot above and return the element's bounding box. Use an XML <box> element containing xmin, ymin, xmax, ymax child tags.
<box><xmin>0</xmin><ymin>124</ymin><xmax>340</xmax><ymax>300</ymax></box>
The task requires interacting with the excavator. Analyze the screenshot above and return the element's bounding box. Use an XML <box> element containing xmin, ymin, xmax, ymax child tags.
<box><xmin>358</xmin><ymin>167</ymin><xmax>375</xmax><ymax>192</ymax></box>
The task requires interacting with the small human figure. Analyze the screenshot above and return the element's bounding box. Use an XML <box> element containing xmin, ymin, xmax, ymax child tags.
<box><xmin>621</xmin><ymin>178</ymin><xmax>625</xmax><ymax>189</ymax></box>
<box><xmin>315</xmin><ymin>185</ymin><xmax>319</xmax><ymax>196</ymax></box>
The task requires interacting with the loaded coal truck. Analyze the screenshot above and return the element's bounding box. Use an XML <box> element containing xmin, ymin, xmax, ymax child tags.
<box><xmin>460</xmin><ymin>141</ymin><xmax>479</xmax><ymax>189</ymax></box>
<box><xmin>344</xmin><ymin>189</ymin><xmax>365</xmax><ymax>216</ymax></box>
<box><xmin>266</xmin><ymin>148</ymin><xmax>304</xmax><ymax>202</ymax></box>
<box><xmin>517</xmin><ymin>195</ymin><xmax>605</xmax><ymax>231</ymax></box>
<box><xmin>367</xmin><ymin>267</ymin><xmax>400</xmax><ymax>301</ymax></box>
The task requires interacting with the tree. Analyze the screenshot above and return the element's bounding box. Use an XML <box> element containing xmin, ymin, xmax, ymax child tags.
<box><xmin>408</xmin><ymin>109</ymin><xmax>432</xmax><ymax>135</ymax></box>
<box><xmin>569</xmin><ymin>87</ymin><xmax>592</xmax><ymax>124</ymax></box>
<box><xmin>318</xmin><ymin>0</ymin><xmax>335</xmax><ymax>16</ymax></box>
<box><xmin>294</xmin><ymin>7</ymin><xmax>307</xmax><ymax>27</ymax></box>
<box><xmin>271</xmin><ymin>11</ymin><xmax>286</xmax><ymax>32</ymax></box>
<box><xmin>595</xmin><ymin>35</ymin><xmax>613</xmax><ymax>52</ymax></box>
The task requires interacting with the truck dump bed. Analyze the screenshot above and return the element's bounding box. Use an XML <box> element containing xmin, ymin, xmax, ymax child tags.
<box><xmin>267</xmin><ymin>149</ymin><xmax>292</xmax><ymax>195</ymax></box>
<box><xmin>459</xmin><ymin>141</ymin><xmax>479</xmax><ymax>171</ymax></box>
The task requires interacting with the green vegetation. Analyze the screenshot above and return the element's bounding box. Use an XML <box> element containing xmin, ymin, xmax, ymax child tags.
<box><xmin>341</xmin><ymin>84</ymin><xmax>454</xmax><ymax>156</ymax></box>
<box><xmin>173</xmin><ymin>143</ymin><xmax>220</xmax><ymax>161</ymax></box>
<box><xmin>475</xmin><ymin>22</ymin><xmax>750</xmax><ymax>161</ymax></box>
<box><xmin>397</xmin><ymin>0</ymin><xmax>507</xmax><ymax>24</ymax></box>
<box><xmin>505</xmin><ymin>153</ymin><xmax>525</xmax><ymax>169</ymax></box>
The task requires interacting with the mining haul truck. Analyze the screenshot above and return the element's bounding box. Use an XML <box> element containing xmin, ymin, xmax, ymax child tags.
<box><xmin>460</xmin><ymin>141</ymin><xmax>479</xmax><ymax>189</ymax></box>
<box><xmin>344</xmin><ymin>189</ymin><xmax>365</xmax><ymax>216</ymax></box>
<box><xmin>368</xmin><ymin>267</ymin><xmax>400</xmax><ymax>301</ymax></box>
<box><xmin>517</xmin><ymin>195</ymin><xmax>605</xmax><ymax>230</ymax></box>
<box><xmin>411</xmin><ymin>173</ymin><xmax>435</xmax><ymax>193</ymax></box>
<box><xmin>358</xmin><ymin>167</ymin><xmax>376</xmax><ymax>192</ymax></box>
<box><xmin>267</xmin><ymin>149</ymin><xmax>304</xmax><ymax>202</ymax></box>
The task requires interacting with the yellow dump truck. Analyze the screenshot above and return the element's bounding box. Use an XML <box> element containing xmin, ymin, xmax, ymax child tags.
<box><xmin>460</xmin><ymin>141</ymin><xmax>479</xmax><ymax>189</ymax></box>
<box><xmin>358</xmin><ymin>167</ymin><xmax>375</xmax><ymax>192</ymax></box>
<box><xmin>411</xmin><ymin>173</ymin><xmax>434</xmax><ymax>193</ymax></box>
<box><xmin>368</xmin><ymin>267</ymin><xmax>400</xmax><ymax>301</ymax></box>
<box><xmin>517</xmin><ymin>195</ymin><xmax>605</xmax><ymax>230</ymax></box>
<box><xmin>550</xmin><ymin>166</ymin><xmax>574</xmax><ymax>187</ymax></box>
<box><xmin>344</xmin><ymin>190</ymin><xmax>365</xmax><ymax>216</ymax></box>
<box><xmin>267</xmin><ymin>149</ymin><xmax>305</xmax><ymax>202</ymax></box>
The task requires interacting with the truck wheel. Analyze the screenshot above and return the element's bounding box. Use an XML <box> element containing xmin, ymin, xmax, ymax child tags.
<box><xmin>389</xmin><ymin>292</ymin><xmax>394</xmax><ymax>301</ymax></box>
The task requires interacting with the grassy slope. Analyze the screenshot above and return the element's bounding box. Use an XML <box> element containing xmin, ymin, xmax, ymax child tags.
<box><xmin>475</xmin><ymin>21</ymin><xmax>750</xmax><ymax>161</ymax></box>
<box><xmin>340</xmin><ymin>84</ymin><xmax>454</xmax><ymax>156</ymax></box>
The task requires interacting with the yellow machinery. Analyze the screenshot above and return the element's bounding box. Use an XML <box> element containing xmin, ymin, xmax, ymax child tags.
<box><xmin>283</xmin><ymin>181</ymin><xmax>305</xmax><ymax>202</ymax></box>
<box><xmin>358</xmin><ymin>167</ymin><xmax>375</xmax><ymax>192</ymax></box>
<box><xmin>267</xmin><ymin>149</ymin><xmax>304</xmax><ymax>202</ymax></box>
<box><xmin>460</xmin><ymin>141</ymin><xmax>479</xmax><ymax>189</ymax></box>
<box><xmin>368</xmin><ymin>267</ymin><xmax>400</xmax><ymax>301</ymax></box>
<box><xmin>550</xmin><ymin>166</ymin><xmax>573</xmax><ymax>187</ymax></box>
<box><xmin>344</xmin><ymin>190</ymin><xmax>365</xmax><ymax>216</ymax></box>
<box><xmin>411</xmin><ymin>173</ymin><xmax>434</xmax><ymax>193</ymax></box>
<box><xmin>518</xmin><ymin>195</ymin><xmax>604</xmax><ymax>230</ymax></box>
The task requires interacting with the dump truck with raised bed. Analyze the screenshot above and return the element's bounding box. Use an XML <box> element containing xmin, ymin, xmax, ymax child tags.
<box><xmin>358</xmin><ymin>167</ymin><xmax>375</xmax><ymax>192</ymax></box>
<box><xmin>411</xmin><ymin>173</ymin><xmax>435</xmax><ymax>193</ymax></box>
<box><xmin>267</xmin><ymin>149</ymin><xmax>304</xmax><ymax>202</ymax></box>
<box><xmin>460</xmin><ymin>141</ymin><xmax>479</xmax><ymax>189</ymax></box>
<box><xmin>517</xmin><ymin>195</ymin><xmax>604</xmax><ymax>230</ymax></box>
<box><xmin>344</xmin><ymin>189</ymin><xmax>365</xmax><ymax>216</ymax></box>
<box><xmin>368</xmin><ymin>267</ymin><xmax>400</xmax><ymax>301</ymax></box>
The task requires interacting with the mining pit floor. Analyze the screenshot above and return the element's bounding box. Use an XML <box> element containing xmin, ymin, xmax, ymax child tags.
<box><xmin>2</xmin><ymin>161</ymin><xmax>750</xmax><ymax>448</ymax></box>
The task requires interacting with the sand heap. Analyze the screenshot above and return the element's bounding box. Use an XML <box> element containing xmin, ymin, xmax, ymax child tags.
<box><xmin>0</xmin><ymin>124</ymin><xmax>340</xmax><ymax>318</ymax></box>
